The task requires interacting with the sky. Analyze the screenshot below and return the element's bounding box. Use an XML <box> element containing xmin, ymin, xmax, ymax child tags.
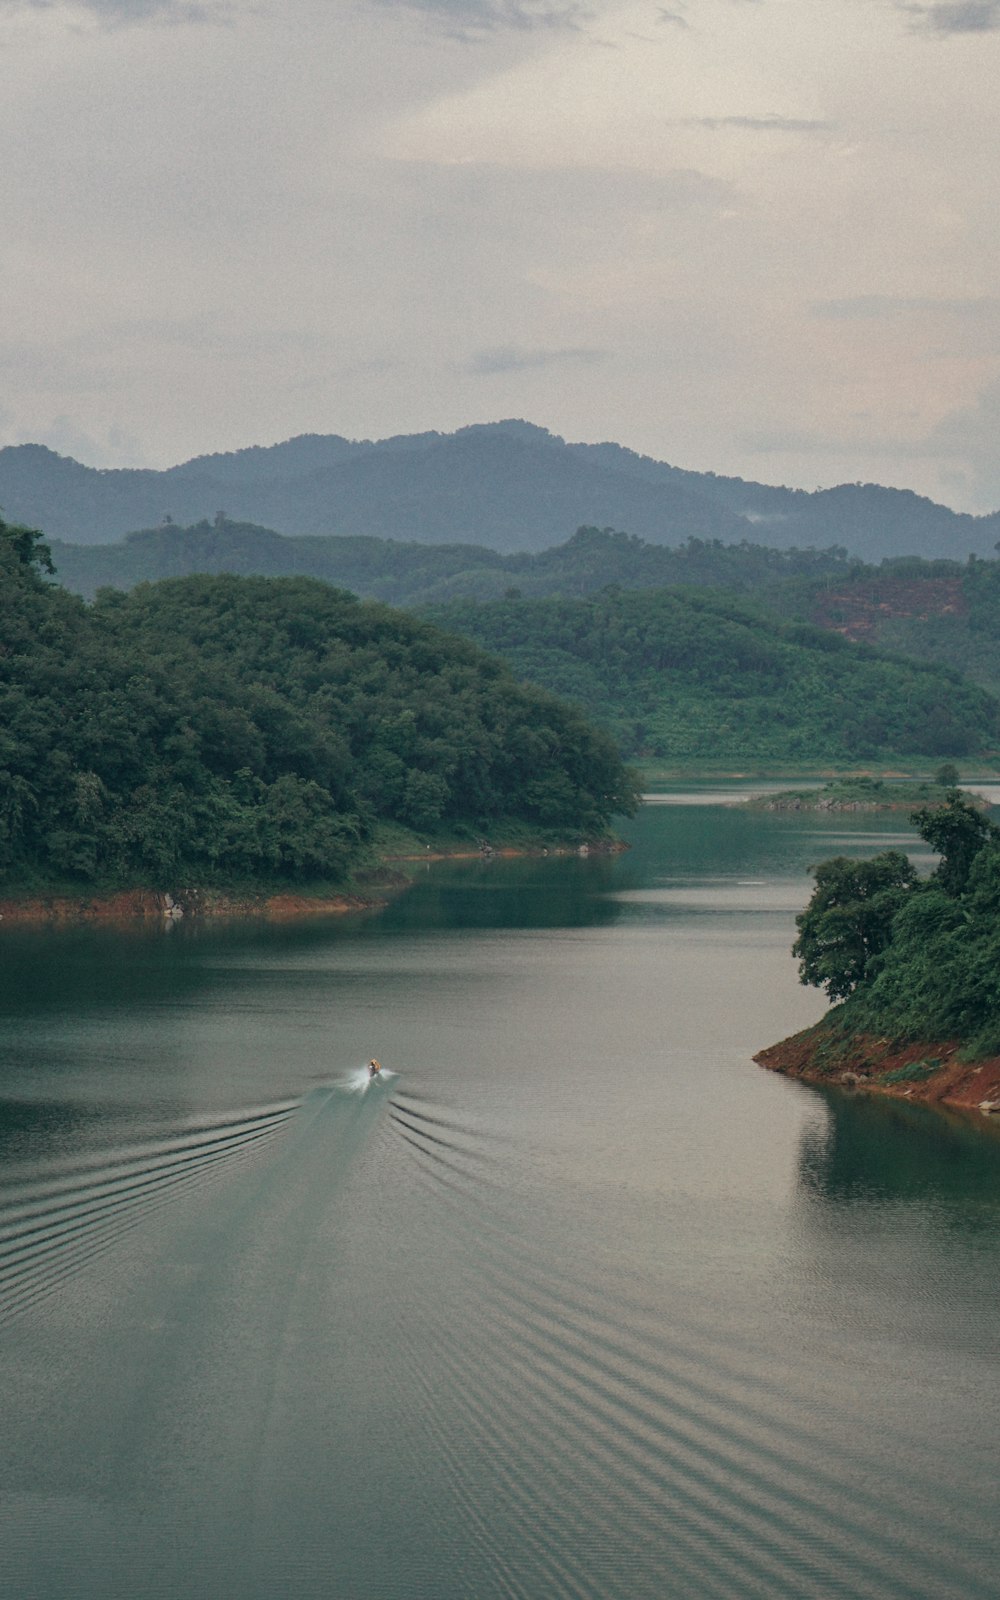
<box><xmin>2</xmin><ymin>0</ymin><xmax>1000</xmax><ymax>510</ymax></box>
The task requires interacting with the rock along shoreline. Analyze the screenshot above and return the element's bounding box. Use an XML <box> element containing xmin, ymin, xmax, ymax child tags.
<box><xmin>0</xmin><ymin>839</ymin><xmax>626</xmax><ymax>928</ymax></box>
<box><xmin>0</xmin><ymin>887</ymin><xmax>378</xmax><ymax>927</ymax></box>
<box><xmin>755</xmin><ymin>1023</ymin><xmax>1000</xmax><ymax>1118</ymax></box>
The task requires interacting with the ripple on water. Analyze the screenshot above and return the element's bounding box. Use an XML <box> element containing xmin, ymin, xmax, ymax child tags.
<box><xmin>374</xmin><ymin>1080</ymin><xmax>999</xmax><ymax>1600</ymax></box>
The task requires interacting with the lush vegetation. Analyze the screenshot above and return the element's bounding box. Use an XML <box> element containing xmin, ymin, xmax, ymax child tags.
<box><xmin>45</xmin><ymin>514</ymin><xmax>1000</xmax><ymax>738</ymax></box>
<box><xmin>794</xmin><ymin>793</ymin><xmax>1000</xmax><ymax>1056</ymax></box>
<box><xmin>49</xmin><ymin>521</ymin><xmax>854</xmax><ymax>606</ymax></box>
<box><xmin>423</xmin><ymin>588</ymin><xmax>1000</xmax><ymax>763</ymax></box>
<box><xmin>751</xmin><ymin>552</ymin><xmax>1000</xmax><ymax>697</ymax></box>
<box><xmin>746</xmin><ymin>771</ymin><xmax>983</xmax><ymax>810</ymax></box>
<box><xmin>0</xmin><ymin>519</ymin><xmax>638</xmax><ymax>892</ymax></box>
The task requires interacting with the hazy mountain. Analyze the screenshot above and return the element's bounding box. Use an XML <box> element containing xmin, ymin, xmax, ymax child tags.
<box><xmin>4</xmin><ymin>420</ymin><xmax>1000</xmax><ymax>559</ymax></box>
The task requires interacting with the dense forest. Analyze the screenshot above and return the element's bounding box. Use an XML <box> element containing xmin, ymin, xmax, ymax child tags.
<box><xmin>48</xmin><ymin>519</ymin><xmax>1000</xmax><ymax>708</ymax></box>
<box><xmin>794</xmin><ymin>793</ymin><xmax>1000</xmax><ymax>1057</ymax></box>
<box><xmin>33</xmin><ymin>515</ymin><xmax>1000</xmax><ymax>768</ymax></box>
<box><xmin>49</xmin><ymin>520</ymin><xmax>854</xmax><ymax>606</ymax></box>
<box><xmin>423</xmin><ymin>589</ymin><xmax>1000</xmax><ymax>764</ymax></box>
<box><xmin>4</xmin><ymin>420</ymin><xmax>999</xmax><ymax>557</ymax></box>
<box><xmin>0</xmin><ymin>520</ymin><xmax>638</xmax><ymax>892</ymax></box>
<box><xmin>762</xmin><ymin>554</ymin><xmax>1000</xmax><ymax>697</ymax></box>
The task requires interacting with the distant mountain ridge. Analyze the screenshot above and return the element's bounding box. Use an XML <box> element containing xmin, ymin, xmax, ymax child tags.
<box><xmin>48</xmin><ymin>521</ymin><xmax>854</xmax><ymax>607</ymax></box>
<box><xmin>3</xmin><ymin>420</ymin><xmax>999</xmax><ymax>560</ymax></box>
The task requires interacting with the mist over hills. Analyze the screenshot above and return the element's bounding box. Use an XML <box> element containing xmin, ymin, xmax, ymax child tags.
<box><xmin>4</xmin><ymin>421</ymin><xmax>999</xmax><ymax>561</ymax></box>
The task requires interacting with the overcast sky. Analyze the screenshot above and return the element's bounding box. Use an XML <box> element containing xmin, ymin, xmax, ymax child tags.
<box><xmin>2</xmin><ymin>0</ymin><xmax>1000</xmax><ymax>510</ymax></box>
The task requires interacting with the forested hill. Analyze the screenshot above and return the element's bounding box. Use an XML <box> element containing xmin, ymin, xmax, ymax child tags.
<box><xmin>48</xmin><ymin>520</ymin><xmax>1000</xmax><ymax>705</ymax></box>
<box><xmin>4</xmin><ymin>420</ymin><xmax>999</xmax><ymax>559</ymax></box>
<box><xmin>758</xmin><ymin>554</ymin><xmax>1000</xmax><ymax>699</ymax></box>
<box><xmin>0</xmin><ymin>526</ymin><xmax>637</xmax><ymax>891</ymax></box>
<box><xmin>49</xmin><ymin>520</ymin><xmax>854</xmax><ymax>606</ymax></box>
<box><xmin>42</xmin><ymin>518</ymin><xmax>1000</xmax><ymax>766</ymax></box>
<box><xmin>786</xmin><ymin>794</ymin><xmax>1000</xmax><ymax>1061</ymax></box>
<box><xmin>423</xmin><ymin>590</ymin><xmax>1000</xmax><ymax>765</ymax></box>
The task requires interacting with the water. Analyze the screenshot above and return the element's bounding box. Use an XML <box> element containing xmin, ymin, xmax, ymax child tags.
<box><xmin>1</xmin><ymin>795</ymin><xmax>998</xmax><ymax>1598</ymax></box>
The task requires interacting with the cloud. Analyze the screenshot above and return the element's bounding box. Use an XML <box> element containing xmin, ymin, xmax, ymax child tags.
<box><xmin>4</xmin><ymin>414</ymin><xmax>151</xmax><ymax>468</ymax></box>
<box><xmin>899</xmin><ymin>2</ymin><xmax>1000</xmax><ymax>33</ymax></box>
<box><xmin>739</xmin><ymin>425</ymin><xmax>878</xmax><ymax>458</ymax></box>
<box><xmin>741</xmin><ymin>380</ymin><xmax>1000</xmax><ymax>512</ymax></box>
<box><xmin>924</xmin><ymin>381</ymin><xmax>1000</xmax><ymax>507</ymax></box>
<box><xmin>812</xmin><ymin>295</ymin><xmax>1000</xmax><ymax>318</ymax></box>
<box><xmin>655</xmin><ymin>6</ymin><xmax>689</xmax><ymax>24</ymax></box>
<box><xmin>367</xmin><ymin>0</ymin><xmax>586</xmax><ymax>33</ymax></box>
<box><xmin>467</xmin><ymin>344</ymin><xmax>606</xmax><ymax>374</ymax></box>
<box><xmin>0</xmin><ymin>0</ymin><xmax>231</xmax><ymax>21</ymax></box>
<box><xmin>692</xmin><ymin>114</ymin><xmax>835</xmax><ymax>133</ymax></box>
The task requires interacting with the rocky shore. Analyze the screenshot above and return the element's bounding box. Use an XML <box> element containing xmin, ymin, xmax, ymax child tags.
<box><xmin>746</xmin><ymin>787</ymin><xmax>990</xmax><ymax>814</ymax></box>
<box><xmin>0</xmin><ymin>837</ymin><xmax>626</xmax><ymax>927</ymax></box>
<box><xmin>755</xmin><ymin>1022</ymin><xmax>1000</xmax><ymax>1117</ymax></box>
<box><xmin>0</xmin><ymin>886</ymin><xmax>376</xmax><ymax>926</ymax></box>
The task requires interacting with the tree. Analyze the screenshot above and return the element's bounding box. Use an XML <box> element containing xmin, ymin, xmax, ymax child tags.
<box><xmin>0</xmin><ymin>514</ymin><xmax>54</xmax><ymax>578</ymax></box>
<box><xmin>793</xmin><ymin>851</ymin><xmax>918</xmax><ymax>1000</ymax></box>
<box><xmin>910</xmin><ymin>791</ymin><xmax>1000</xmax><ymax>897</ymax></box>
<box><xmin>934</xmin><ymin>762</ymin><xmax>960</xmax><ymax>788</ymax></box>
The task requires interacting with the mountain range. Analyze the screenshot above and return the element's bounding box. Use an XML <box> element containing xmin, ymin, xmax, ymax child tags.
<box><xmin>3</xmin><ymin>421</ymin><xmax>999</xmax><ymax>561</ymax></box>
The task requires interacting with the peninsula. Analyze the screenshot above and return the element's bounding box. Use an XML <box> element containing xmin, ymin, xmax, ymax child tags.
<box><xmin>756</xmin><ymin>791</ymin><xmax>1000</xmax><ymax>1115</ymax></box>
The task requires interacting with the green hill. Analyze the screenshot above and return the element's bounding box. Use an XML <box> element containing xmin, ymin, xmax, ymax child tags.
<box><xmin>789</xmin><ymin>793</ymin><xmax>1000</xmax><ymax>1059</ymax></box>
<box><xmin>0</xmin><ymin>522</ymin><xmax>637</xmax><ymax>891</ymax></box>
<box><xmin>48</xmin><ymin>519</ymin><xmax>853</xmax><ymax>606</ymax></box>
<box><xmin>422</xmin><ymin>588</ymin><xmax>1000</xmax><ymax>765</ymax></box>
<box><xmin>760</xmin><ymin>555</ymin><xmax>1000</xmax><ymax>699</ymax></box>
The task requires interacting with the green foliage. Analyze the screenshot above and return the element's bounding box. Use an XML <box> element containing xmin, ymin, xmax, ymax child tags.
<box><xmin>0</xmin><ymin>571</ymin><xmax>638</xmax><ymax>891</ymax></box>
<box><xmin>758</xmin><ymin>552</ymin><xmax>1000</xmax><ymax>698</ymax></box>
<box><xmin>792</xmin><ymin>852</ymin><xmax>918</xmax><ymax>1000</ymax></box>
<box><xmin>910</xmin><ymin>791</ymin><xmax>999</xmax><ymax>895</ymax></box>
<box><xmin>749</xmin><ymin>777</ymin><xmax>984</xmax><ymax>812</ymax></box>
<box><xmin>424</xmin><ymin>588</ymin><xmax>1000</xmax><ymax>764</ymax></box>
<box><xmin>796</xmin><ymin>795</ymin><xmax>1000</xmax><ymax>1054</ymax></box>
<box><xmin>49</xmin><ymin>520</ymin><xmax>854</xmax><ymax>607</ymax></box>
<box><xmin>49</xmin><ymin>524</ymin><xmax>1000</xmax><ymax>718</ymax></box>
<box><xmin>0</xmin><ymin>514</ymin><xmax>54</xmax><ymax>578</ymax></box>
<box><xmin>879</xmin><ymin>1058</ymin><xmax>941</xmax><ymax>1086</ymax></box>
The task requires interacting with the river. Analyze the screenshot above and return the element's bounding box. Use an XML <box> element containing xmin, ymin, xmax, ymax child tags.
<box><xmin>1</xmin><ymin>791</ymin><xmax>998</xmax><ymax>1599</ymax></box>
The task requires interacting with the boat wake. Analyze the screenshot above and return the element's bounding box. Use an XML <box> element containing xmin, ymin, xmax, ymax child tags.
<box><xmin>342</xmin><ymin>1064</ymin><xmax>397</xmax><ymax>1095</ymax></box>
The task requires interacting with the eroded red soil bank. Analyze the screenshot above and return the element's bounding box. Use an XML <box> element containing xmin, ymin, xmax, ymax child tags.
<box><xmin>0</xmin><ymin>887</ymin><xmax>375</xmax><ymax>926</ymax></box>
<box><xmin>755</xmin><ymin>1024</ymin><xmax>1000</xmax><ymax>1116</ymax></box>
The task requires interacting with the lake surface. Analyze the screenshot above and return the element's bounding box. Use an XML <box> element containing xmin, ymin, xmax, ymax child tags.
<box><xmin>2</xmin><ymin>794</ymin><xmax>998</xmax><ymax>1599</ymax></box>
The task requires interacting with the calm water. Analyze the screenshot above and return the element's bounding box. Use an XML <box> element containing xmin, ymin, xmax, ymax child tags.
<box><xmin>1</xmin><ymin>795</ymin><xmax>998</xmax><ymax>1599</ymax></box>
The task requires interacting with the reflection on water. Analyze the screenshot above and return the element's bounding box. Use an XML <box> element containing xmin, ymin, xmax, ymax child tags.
<box><xmin>799</xmin><ymin>1087</ymin><xmax>1000</xmax><ymax>1219</ymax></box>
<box><xmin>1</xmin><ymin>796</ymin><xmax>998</xmax><ymax>1600</ymax></box>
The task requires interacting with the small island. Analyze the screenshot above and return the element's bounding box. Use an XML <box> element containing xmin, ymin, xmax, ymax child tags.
<box><xmin>756</xmin><ymin>791</ymin><xmax>1000</xmax><ymax>1115</ymax></box>
<box><xmin>744</xmin><ymin>771</ymin><xmax>990</xmax><ymax>813</ymax></box>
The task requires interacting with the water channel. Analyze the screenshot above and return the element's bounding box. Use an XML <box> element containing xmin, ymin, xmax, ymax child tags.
<box><xmin>1</xmin><ymin>791</ymin><xmax>998</xmax><ymax>1598</ymax></box>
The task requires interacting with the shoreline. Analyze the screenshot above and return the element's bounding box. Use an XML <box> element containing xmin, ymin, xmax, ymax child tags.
<box><xmin>0</xmin><ymin>838</ymin><xmax>626</xmax><ymax>928</ymax></box>
<box><xmin>0</xmin><ymin>886</ymin><xmax>380</xmax><ymax>927</ymax></box>
<box><xmin>743</xmin><ymin>783</ymin><xmax>991</xmax><ymax>814</ymax></box>
<box><xmin>746</xmin><ymin>797</ymin><xmax>932</xmax><ymax>813</ymax></box>
<box><xmin>755</xmin><ymin>1023</ymin><xmax>1000</xmax><ymax>1117</ymax></box>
